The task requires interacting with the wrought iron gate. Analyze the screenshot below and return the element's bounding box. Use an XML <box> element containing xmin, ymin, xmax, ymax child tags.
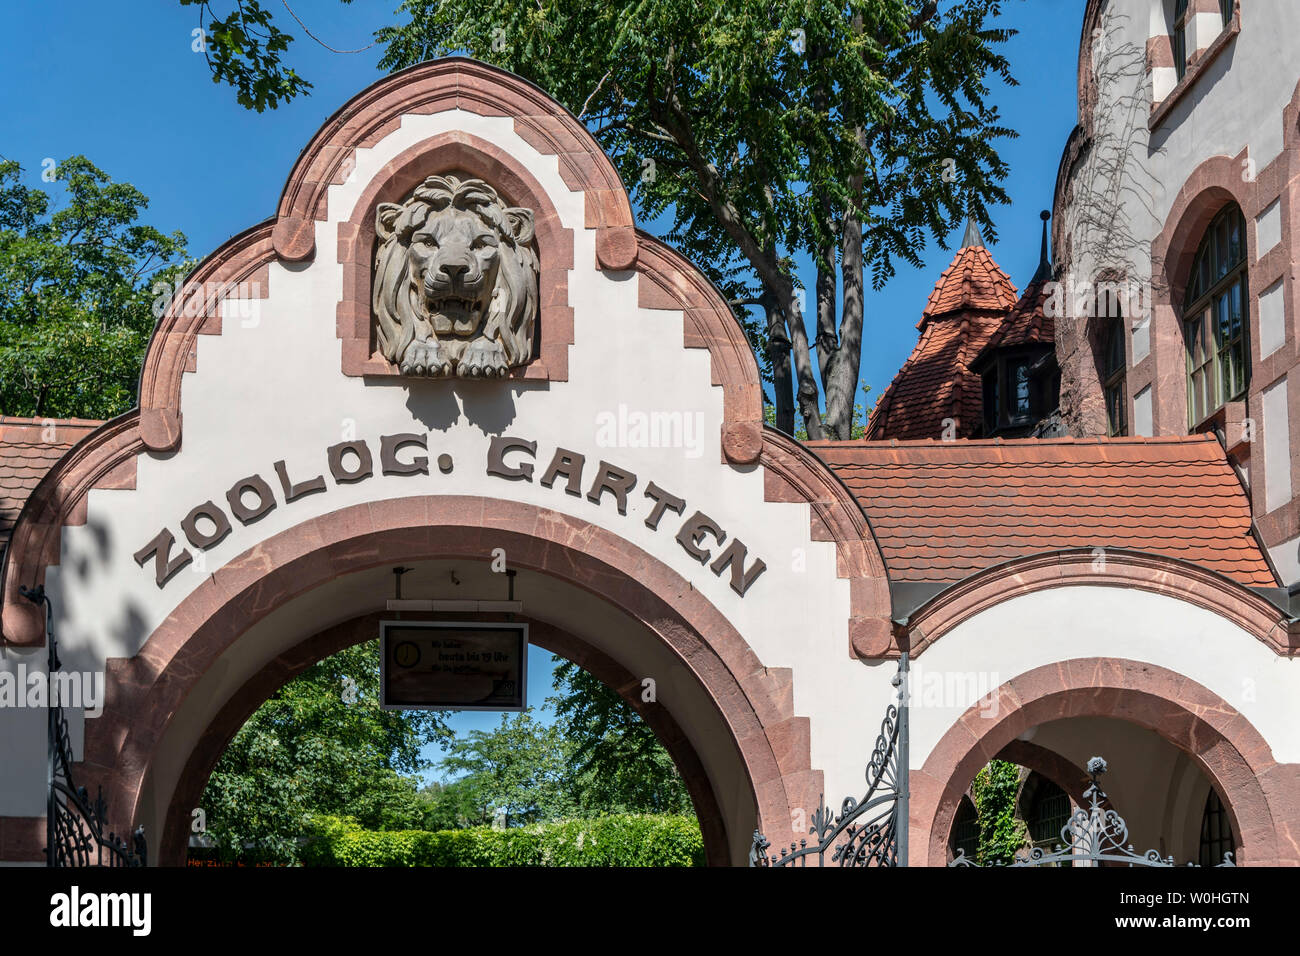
<box><xmin>21</xmin><ymin>585</ymin><xmax>146</xmax><ymax>867</ymax></box>
<box><xmin>950</xmin><ymin>757</ymin><xmax>1235</xmax><ymax>867</ymax></box>
<box><xmin>750</xmin><ymin>654</ymin><xmax>909</xmax><ymax>866</ymax></box>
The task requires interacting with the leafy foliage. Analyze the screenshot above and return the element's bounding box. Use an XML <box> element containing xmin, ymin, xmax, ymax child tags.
<box><xmin>0</xmin><ymin>157</ymin><xmax>188</xmax><ymax>419</ymax></box>
<box><xmin>547</xmin><ymin>659</ymin><xmax>693</xmax><ymax>815</ymax></box>
<box><xmin>300</xmin><ymin>813</ymin><xmax>705</xmax><ymax>867</ymax></box>
<box><xmin>199</xmin><ymin>640</ymin><xmax>450</xmax><ymax>863</ymax></box>
<box><xmin>198</xmin><ymin>644</ymin><xmax>699</xmax><ymax>862</ymax></box>
<box><xmin>417</xmin><ymin>779</ymin><xmax>486</xmax><ymax>831</ymax></box>
<box><xmin>971</xmin><ymin>759</ymin><xmax>1028</xmax><ymax>864</ymax></box>
<box><xmin>183</xmin><ymin>0</ymin><xmax>1019</xmax><ymax>438</ymax></box>
<box><xmin>180</xmin><ymin>0</ymin><xmax>315</xmax><ymax>112</ymax></box>
<box><xmin>375</xmin><ymin>0</ymin><xmax>1016</xmax><ymax>438</ymax></box>
<box><xmin>436</xmin><ymin>711</ymin><xmax>578</xmax><ymax>826</ymax></box>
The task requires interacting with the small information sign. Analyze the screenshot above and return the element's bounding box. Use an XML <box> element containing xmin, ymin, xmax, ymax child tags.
<box><xmin>380</xmin><ymin>621</ymin><xmax>527</xmax><ymax>711</ymax></box>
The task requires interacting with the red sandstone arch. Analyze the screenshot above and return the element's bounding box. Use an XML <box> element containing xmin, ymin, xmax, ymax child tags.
<box><xmin>160</xmin><ymin>612</ymin><xmax>734</xmax><ymax>866</ymax></box>
<box><xmin>911</xmin><ymin>658</ymin><xmax>1300</xmax><ymax>867</ymax></box>
<box><xmin>903</xmin><ymin>548</ymin><xmax>1293</xmax><ymax>658</ymax></box>
<box><xmin>79</xmin><ymin>496</ymin><xmax>821</xmax><ymax>866</ymax></box>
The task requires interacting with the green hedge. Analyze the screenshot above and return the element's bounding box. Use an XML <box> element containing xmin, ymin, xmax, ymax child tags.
<box><xmin>299</xmin><ymin>814</ymin><xmax>705</xmax><ymax>867</ymax></box>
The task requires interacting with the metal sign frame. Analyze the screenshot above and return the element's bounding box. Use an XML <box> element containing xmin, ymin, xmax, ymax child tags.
<box><xmin>379</xmin><ymin>619</ymin><xmax>528</xmax><ymax>712</ymax></box>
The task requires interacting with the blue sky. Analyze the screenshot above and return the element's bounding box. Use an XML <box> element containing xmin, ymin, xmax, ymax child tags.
<box><xmin>0</xmin><ymin>1</ymin><xmax>1082</xmax><ymax>777</ymax></box>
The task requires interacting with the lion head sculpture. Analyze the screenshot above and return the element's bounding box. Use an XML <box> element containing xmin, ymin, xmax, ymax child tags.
<box><xmin>373</xmin><ymin>175</ymin><xmax>539</xmax><ymax>377</ymax></box>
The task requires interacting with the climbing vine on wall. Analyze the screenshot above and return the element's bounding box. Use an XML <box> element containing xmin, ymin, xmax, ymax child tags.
<box><xmin>972</xmin><ymin>760</ymin><xmax>1029</xmax><ymax>865</ymax></box>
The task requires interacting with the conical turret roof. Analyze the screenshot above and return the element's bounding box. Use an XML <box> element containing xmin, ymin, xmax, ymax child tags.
<box><xmin>866</xmin><ymin>221</ymin><xmax>1018</xmax><ymax>441</ymax></box>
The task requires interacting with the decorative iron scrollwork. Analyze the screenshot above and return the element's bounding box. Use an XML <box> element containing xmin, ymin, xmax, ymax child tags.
<box><xmin>21</xmin><ymin>585</ymin><xmax>146</xmax><ymax>867</ymax></box>
<box><xmin>751</xmin><ymin>656</ymin><xmax>909</xmax><ymax>867</ymax></box>
<box><xmin>950</xmin><ymin>756</ymin><xmax>1235</xmax><ymax>868</ymax></box>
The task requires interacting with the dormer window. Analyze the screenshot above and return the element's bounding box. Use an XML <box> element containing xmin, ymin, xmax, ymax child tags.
<box><xmin>979</xmin><ymin>348</ymin><xmax>1059</xmax><ymax>437</ymax></box>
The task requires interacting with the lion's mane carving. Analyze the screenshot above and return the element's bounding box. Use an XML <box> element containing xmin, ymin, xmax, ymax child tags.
<box><xmin>373</xmin><ymin>175</ymin><xmax>539</xmax><ymax>377</ymax></box>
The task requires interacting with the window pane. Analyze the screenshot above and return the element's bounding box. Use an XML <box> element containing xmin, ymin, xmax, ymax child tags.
<box><xmin>1104</xmin><ymin>320</ymin><xmax>1124</xmax><ymax>376</ymax></box>
<box><xmin>1012</xmin><ymin>363</ymin><xmax>1030</xmax><ymax>417</ymax></box>
<box><xmin>1215</xmin><ymin>292</ymin><xmax>1231</xmax><ymax>347</ymax></box>
<box><xmin>1220</xmin><ymin>346</ymin><xmax>1233</xmax><ymax>403</ymax></box>
<box><xmin>1230</xmin><ymin>338</ymin><xmax>1247</xmax><ymax>398</ymax></box>
<box><xmin>1227</xmin><ymin>212</ymin><xmax>1243</xmax><ymax>266</ymax></box>
<box><xmin>1215</xmin><ymin>217</ymin><xmax>1230</xmax><ymax>279</ymax></box>
<box><xmin>1191</xmin><ymin>250</ymin><xmax>1208</xmax><ymax>303</ymax></box>
<box><xmin>1106</xmin><ymin>381</ymin><xmax>1126</xmax><ymax>436</ymax></box>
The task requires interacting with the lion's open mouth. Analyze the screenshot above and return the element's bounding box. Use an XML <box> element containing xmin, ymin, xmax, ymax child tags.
<box><xmin>426</xmin><ymin>291</ymin><xmax>488</xmax><ymax>335</ymax></box>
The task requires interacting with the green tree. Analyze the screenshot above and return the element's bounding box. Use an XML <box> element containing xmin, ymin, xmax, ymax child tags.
<box><xmin>184</xmin><ymin>0</ymin><xmax>1017</xmax><ymax>439</ymax></box>
<box><xmin>0</xmin><ymin>157</ymin><xmax>189</xmax><ymax>419</ymax></box>
<box><xmin>547</xmin><ymin>658</ymin><xmax>693</xmax><ymax>816</ymax></box>
<box><xmin>971</xmin><ymin>759</ymin><xmax>1028</xmax><ymax>865</ymax></box>
<box><xmin>437</xmin><ymin>710</ymin><xmax>576</xmax><ymax>826</ymax></box>
<box><xmin>416</xmin><ymin>778</ymin><xmax>486</xmax><ymax>831</ymax></box>
<box><xmin>200</xmin><ymin>640</ymin><xmax>449</xmax><ymax>863</ymax></box>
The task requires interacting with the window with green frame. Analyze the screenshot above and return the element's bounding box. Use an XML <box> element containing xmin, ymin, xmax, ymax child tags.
<box><xmin>1184</xmin><ymin>204</ymin><xmax>1249</xmax><ymax>426</ymax></box>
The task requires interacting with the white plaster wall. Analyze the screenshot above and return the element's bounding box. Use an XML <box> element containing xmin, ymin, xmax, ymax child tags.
<box><xmin>1267</xmin><ymin>532</ymin><xmax>1300</xmax><ymax>584</ymax></box>
<box><xmin>1262</xmin><ymin>375</ymin><xmax>1291</xmax><ymax>511</ymax></box>
<box><xmin>909</xmin><ymin>585</ymin><xmax>1300</xmax><ymax>771</ymax></box>
<box><xmin>1259</xmin><ymin>278</ymin><xmax>1286</xmax><ymax>357</ymax></box>
<box><xmin>1133</xmin><ymin>384</ymin><xmax>1153</xmax><ymax>435</ymax></box>
<box><xmin>1257</xmin><ymin>198</ymin><xmax>1282</xmax><ymax>255</ymax></box>
<box><xmin>0</xmin><ymin>108</ymin><xmax>888</xmax><ymax>820</ymax></box>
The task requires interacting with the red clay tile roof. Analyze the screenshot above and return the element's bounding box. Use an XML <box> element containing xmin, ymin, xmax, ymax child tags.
<box><xmin>975</xmin><ymin>277</ymin><xmax>1056</xmax><ymax>364</ymax></box>
<box><xmin>921</xmin><ymin>244</ymin><xmax>1020</xmax><ymax>320</ymax></box>
<box><xmin>866</xmin><ymin>242</ymin><xmax>1019</xmax><ymax>442</ymax></box>
<box><xmin>0</xmin><ymin>417</ymin><xmax>103</xmax><ymax>547</ymax></box>
<box><xmin>865</xmin><ymin>313</ymin><xmax>1006</xmax><ymax>441</ymax></box>
<box><xmin>811</xmin><ymin>435</ymin><xmax>1277</xmax><ymax>588</ymax></box>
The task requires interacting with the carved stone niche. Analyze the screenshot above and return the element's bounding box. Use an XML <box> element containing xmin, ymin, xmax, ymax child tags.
<box><xmin>372</xmin><ymin>174</ymin><xmax>539</xmax><ymax>378</ymax></box>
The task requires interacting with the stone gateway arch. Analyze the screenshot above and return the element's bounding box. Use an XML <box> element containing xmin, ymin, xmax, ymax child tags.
<box><xmin>1</xmin><ymin>59</ymin><xmax>1298</xmax><ymax>868</ymax></box>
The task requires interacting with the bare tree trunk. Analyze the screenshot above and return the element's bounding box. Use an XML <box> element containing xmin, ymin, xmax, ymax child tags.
<box><xmin>763</xmin><ymin>291</ymin><xmax>795</xmax><ymax>435</ymax></box>
<box><xmin>820</xmin><ymin>14</ymin><xmax>869</xmax><ymax>441</ymax></box>
<box><xmin>825</xmin><ymin>189</ymin><xmax>864</xmax><ymax>440</ymax></box>
<box><xmin>815</xmin><ymin>222</ymin><xmax>837</xmax><ymax>393</ymax></box>
<box><xmin>784</xmin><ymin>286</ymin><xmax>825</xmax><ymax>440</ymax></box>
